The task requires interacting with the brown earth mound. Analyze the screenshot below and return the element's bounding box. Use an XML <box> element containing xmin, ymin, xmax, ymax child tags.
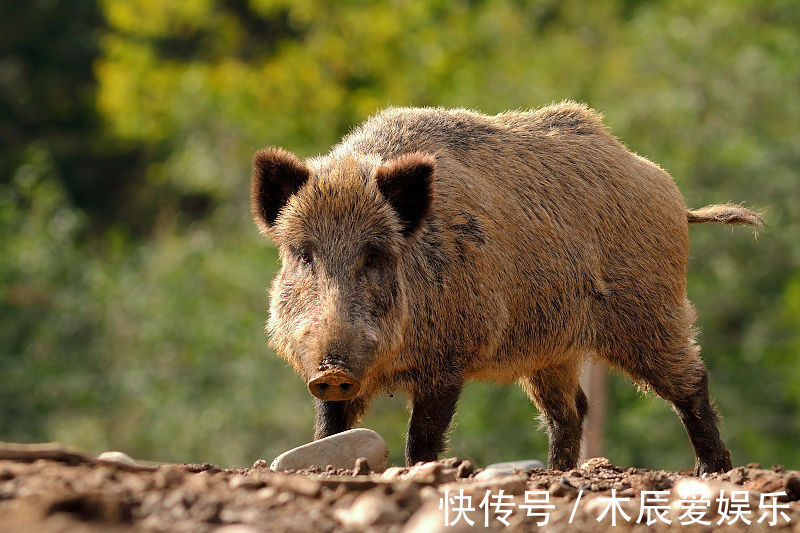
<box><xmin>0</xmin><ymin>446</ymin><xmax>798</xmax><ymax>532</ymax></box>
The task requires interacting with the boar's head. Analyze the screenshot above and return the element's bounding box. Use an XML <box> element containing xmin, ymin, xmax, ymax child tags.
<box><xmin>251</xmin><ymin>147</ymin><xmax>435</xmax><ymax>401</ymax></box>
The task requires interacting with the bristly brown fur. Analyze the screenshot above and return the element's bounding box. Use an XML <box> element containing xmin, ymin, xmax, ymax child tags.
<box><xmin>687</xmin><ymin>204</ymin><xmax>764</xmax><ymax>227</ymax></box>
<box><xmin>251</xmin><ymin>101</ymin><xmax>757</xmax><ymax>474</ymax></box>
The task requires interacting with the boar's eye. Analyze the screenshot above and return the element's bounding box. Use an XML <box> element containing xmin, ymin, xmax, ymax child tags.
<box><xmin>300</xmin><ymin>251</ymin><xmax>313</xmax><ymax>265</ymax></box>
<box><xmin>364</xmin><ymin>251</ymin><xmax>382</xmax><ymax>269</ymax></box>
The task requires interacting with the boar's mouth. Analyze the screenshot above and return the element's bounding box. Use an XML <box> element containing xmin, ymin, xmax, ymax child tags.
<box><xmin>307</xmin><ymin>367</ymin><xmax>361</xmax><ymax>401</ymax></box>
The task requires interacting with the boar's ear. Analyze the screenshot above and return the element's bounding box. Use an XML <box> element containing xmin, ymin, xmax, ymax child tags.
<box><xmin>374</xmin><ymin>152</ymin><xmax>436</xmax><ymax>237</ymax></box>
<box><xmin>251</xmin><ymin>147</ymin><xmax>310</xmax><ymax>234</ymax></box>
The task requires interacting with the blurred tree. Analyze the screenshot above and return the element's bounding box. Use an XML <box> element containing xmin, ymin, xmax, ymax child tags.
<box><xmin>0</xmin><ymin>1</ymin><xmax>152</xmax><ymax>233</ymax></box>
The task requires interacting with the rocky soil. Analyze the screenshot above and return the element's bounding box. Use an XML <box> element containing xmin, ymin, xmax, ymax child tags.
<box><xmin>1</xmin><ymin>444</ymin><xmax>799</xmax><ymax>532</ymax></box>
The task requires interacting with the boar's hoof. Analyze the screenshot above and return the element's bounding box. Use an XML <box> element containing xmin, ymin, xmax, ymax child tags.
<box><xmin>308</xmin><ymin>369</ymin><xmax>361</xmax><ymax>401</ymax></box>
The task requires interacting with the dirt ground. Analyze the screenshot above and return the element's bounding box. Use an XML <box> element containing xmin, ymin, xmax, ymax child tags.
<box><xmin>1</xmin><ymin>448</ymin><xmax>798</xmax><ymax>532</ymax></box>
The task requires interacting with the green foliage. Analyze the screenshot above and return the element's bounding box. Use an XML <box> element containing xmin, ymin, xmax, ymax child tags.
<box><xmin>1</xmin><ymin>0</ymin><xmax>798</xmax><ymax>469</ymax></box>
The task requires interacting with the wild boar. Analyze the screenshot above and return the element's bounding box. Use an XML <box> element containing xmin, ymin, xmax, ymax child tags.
<box><xmin>250</xmin><ymin>102</ymin><xmax>761</xmax><ymax>474</ymax></box>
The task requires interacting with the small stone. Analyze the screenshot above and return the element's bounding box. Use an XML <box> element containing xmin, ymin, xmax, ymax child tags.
<box><xmin>403</xmin><ymin>499</ymin><xmax>469</xmax><ymax>533</ymax></box>
<box><xmin>474</xmin><ymin>468</ymin><xmax>513</xmax><ymax>481</ymax></box>
<box><xmin>434</xmin><ymin>466</ymin><xmax>458</xmax><ymax>483</ymax></box>
<box><xmin>392</xmin><ymin>479</ymin><xmax>423</xmax><ymax>507</ymax></box>
<box><xmin>418</xmin><ymin>486</ymin><xmax>440</xmax><ymax>502</ymax></box>
<box><xmin>441</xmin><ymin>457</ymin><xmax>462</xmax><ymax>469</ymax></box>
<box><xmin>549</xmin><ymin>480</ymin><xmax>578</xmax><ymax>498</ymax></box>
<box><xmin>404</xmin><ymin>462</ymin><xmax>438</xmax><ymax>482</ymax></box>
<box><xmin>229</xmin><ymin>475</ymin><xmax>265</xmax><ymax>490</ymax></box>
<box><xmin>352</xmin><ymin>457</ymin><xmax>370</xmax><ymax>476</ymax></box>
<box><xmin>404</xmin><ymin>462</ymin><xmax>456</xmax><ymax>484</ymax></box>
<box><xmin>185</xmin><ymin>472</ymin><xmax>212</xmax><ymax>491</ymax></box>
<box><xmin>635</xmin><ymin>471</ymin><xmax>674</xmax><ymax>492</ymax></box>
<box><xmin>490</xmin><ymin>459</ymin><xmax>544</xmax><ymax>472</ymax></box>
<box><xmin>491</xmin><ymin>475</ymin><xmax>534</xmax><ymax>495</ymax></box>
<box><xmin>408</xmin><ymin>484</ymin><xmax>485</xmax><ymax>532</ymax></box>
<box><xmin>580</xmin><ymin>457</ymin><xmax>614</xmax><ymax>471</ymax></box>
<box><xmin>256</xmin><ymin>487</ymin><xmax>277</xmax><ymax>501</ymax></box>
<box><xmin>269</xmin><ymin>474</ymin><xmax>321</xmax><ymax>497</ymax></box>
<box><xmin>213</xmin><ymin>525</ymin><xmax>259</xmax><ymax>533</ymax></box>
<box><xmin>584</xmin><ymin>496</ymin><xmax>609</xmax><ymax>515</ymax></box>
<box><xmin>441</xmin><ymin>474</ymin><xmax>528</xmax><ymax>496</ymax></box>
<box><xmin>671</xmin><ymin>478</ymin><xmax>758</xmax><ymax>523</ymax></box>
<box><xmin>154</xmin><ymin>468</ymin><xmax>185</xmax><ymax>489</ymax></box>
<box><xmin>745</xmin><ymin>476</ymin><xmax>784</xmax><ymax>494</ymax></box>
<box><xmin>189</xmin><ymin>494</ymin><xmax>222</xmax><ymax>522</ymax></box>
<box><xmin>252</xmin><ymin>459</ymin><xmax>270</xmax><ymax>469</ymax></box>
<box><xmin>334</xmin><ymin>488</ymin><xmax>404</xmax><ymax>527</ymax></box>
<box><xmin>675</xmin><ymin>478</ymin><xmax>757</xmax><ymax>503</ymax></box>
<box><xmin>270</xmin><ymin>428</ymin><xmax>388</xmax><ymax>473</ymax></box>
<box><xmin>381</xmin><ymin>466</ymin><xmax>406</xmax><ymax>480</ymax></box>
<box><xmin>456</xmin><ymin>460</ymin><xmax>474</xmax><ymax>478</ymax></box>
<box><xmin>97</xmin><ymin>451</ymin><xmax>137</xmax><ymax>466</ymax></box>
<box><xmin>728</xmin><ymin>467</ymin><xmax>747</xmax><ymax>485</ymax></box>
<box><xmin>275</xmin><ymin>492</ymin><xmax>293</xmax><ymax>506</ymax></box>
<box><xmin>474</xmin><ymin>459</ymin><xmax>543</xmax><ymax>480</ymax></box>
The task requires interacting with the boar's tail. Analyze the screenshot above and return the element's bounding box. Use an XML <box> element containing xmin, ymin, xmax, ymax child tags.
<box><xmin>686</xmin><ymin>204</ymin><xmax>764</xmax><ymax>227</ymax></box>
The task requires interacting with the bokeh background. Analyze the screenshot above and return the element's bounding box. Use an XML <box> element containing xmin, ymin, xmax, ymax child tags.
<box><xmin>2</xmin><ymin>0</ymin><xmax>799</xmax><ymax>470</ymax></box>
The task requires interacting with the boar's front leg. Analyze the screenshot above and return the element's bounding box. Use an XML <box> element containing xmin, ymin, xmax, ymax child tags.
<box><xmin>314</xmin><ymin>398</ymin><xmax>369</xmax><ymax>440</ymax></box>
<box><xmin>405</xmin><ymin>382</ymin><xmax>463</xmax><ymax>466</ymax></box>
<box><xmin>521</xmin><ymin>361</ymin><xmax>588</xmax><ymax>471</ymax></box>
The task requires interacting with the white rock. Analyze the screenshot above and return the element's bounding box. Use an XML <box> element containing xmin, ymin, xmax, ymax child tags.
<box><xmin>474</xmin><ymin>459</ymin><xmax>543</xmax><ymax>480</ymax></box>
<box><xmin>270</xmin><ymin>428</ymin><xmax>388</xmax><ymax>473</ymax></box>
<box><xmin>97</xmin><ymin>451</ymin><xmax>137</xmax><ymax>466</ymax></box>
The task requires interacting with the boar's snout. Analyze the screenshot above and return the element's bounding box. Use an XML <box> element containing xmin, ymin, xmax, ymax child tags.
<box><xmin>307</xmin><ymin>368</ymin><xmax>361</xmax><ymax>401</ymax></box>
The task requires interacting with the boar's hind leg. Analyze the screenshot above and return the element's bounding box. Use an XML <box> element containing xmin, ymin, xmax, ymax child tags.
<box><xmin>521</xmin><ymin>362</ymin><xmax>587</xmax><ymax>471</ymax></box>
<box><xmin>314</xmin><ymin>397</ymin><xmax>369</xmax><ymax>440</ymax></box>
<box><xmin>613</xmin><ymin>344</ymin><xmax>732</xmax><ymax>476</ymax></box>
<box><xmin>405</xmin><ymin>383</ymin><xmax>463</xmax><ymax>466</ymax></box>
